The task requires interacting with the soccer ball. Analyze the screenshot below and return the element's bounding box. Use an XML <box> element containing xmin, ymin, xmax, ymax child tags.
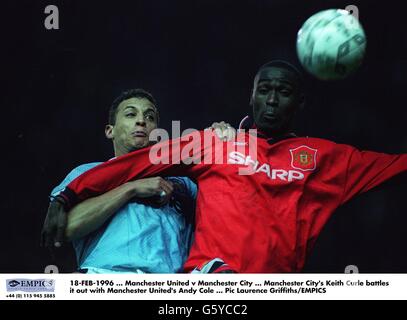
<box><xmin>296</xmin><ymin>9</ymin><xmax>367</xmax><ymax>80</ymax></box>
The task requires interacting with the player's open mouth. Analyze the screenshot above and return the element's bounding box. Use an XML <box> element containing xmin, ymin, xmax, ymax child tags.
<box><xmin>132</xmin><ymin>131</ymin><xmax>147</xmax><ymax>137</ymax></box>
<box><xmin>263</xmin><ymin>113</ymin><xmax>277</xmax><ymax>120</ymax></box>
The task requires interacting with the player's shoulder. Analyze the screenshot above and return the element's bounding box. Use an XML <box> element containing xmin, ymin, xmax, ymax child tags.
<box><xmin>50</xmin><ymin>162</ymin><xmax>103</xmax><ymax>198</ymax></box>
<box><xmin>290</xmin><ymin>136</ymin><xmax>351</xmax><ymax>149</ymax></box>
<box><xmin>68</xmin><ymin>162</ymin><xmax>104</xmax><ymax>178</ymax></box>
<box><xmin>287</xmin><ymin>136</ymin><xmax>356</xmax><ymax>158</ymax></box>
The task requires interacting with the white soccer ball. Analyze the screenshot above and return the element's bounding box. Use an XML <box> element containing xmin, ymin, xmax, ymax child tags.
<box><xmin>296</xmin><ymin>9</ymin><xmax>367</xmax><ymax>80</ymax></box>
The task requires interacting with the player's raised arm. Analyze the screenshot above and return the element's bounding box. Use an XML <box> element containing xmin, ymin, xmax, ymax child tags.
<box><xmin>340</xmin><ymin>146</ymin><xmax>407</xmax><ymax>204</ymax></box>
<box><xmin>58</xmin><ymin>121</ymin><xmax>235</xmax><ymax>211</ymax></box>
<box><xmin>58</xmin><ymin>131</ymin><xmax>206</xmax><ymax>211</ymax></box>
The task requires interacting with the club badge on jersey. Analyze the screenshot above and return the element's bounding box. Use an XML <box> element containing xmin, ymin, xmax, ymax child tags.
<box><xmin>290</xmin><ymin>145</ymin><xmax>318</xmax><ymax>171</ymax></box>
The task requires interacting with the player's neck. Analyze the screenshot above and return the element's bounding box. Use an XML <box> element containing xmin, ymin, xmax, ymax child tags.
<box><xmin>259</xmin><ymin>127</ymin><xmax>291</xmax><ymax>139</ymax></box>
<box><xmin>113</xmin><ymin>144</ymin><xmax>128</xmax><ymax>157</ymax></box>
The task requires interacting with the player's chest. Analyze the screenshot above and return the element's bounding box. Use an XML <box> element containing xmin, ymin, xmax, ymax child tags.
<box><xmin>216</xmin><ymin>141</ymin><xmax>321</xmax><ymax>185</ymax></box>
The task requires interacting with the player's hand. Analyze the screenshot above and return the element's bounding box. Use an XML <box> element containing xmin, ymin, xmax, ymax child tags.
<box><xmin>128</xmin><ymin>177</ymin><xmax>174</xmax><ymax>207</ymax></box>
<box><xmin>208</xmin><ymin>121</ymin><xmax>236</xmax><ymax>141</ymax></box>
<box><xmin>41</xmin><ymin>198</ymin><xmax>67</xmax><ymax>248</ymax></box>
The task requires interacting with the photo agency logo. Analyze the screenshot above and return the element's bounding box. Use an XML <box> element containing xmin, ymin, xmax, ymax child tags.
<box><xmin>6</xmin><ymin>279</ymin><xmax>55</xmax><ymax>293</ymax></box>
<box><xmin>44</xmin><ymin>5</ymin><xmax>59</xmax><ymax>30</ymax></box>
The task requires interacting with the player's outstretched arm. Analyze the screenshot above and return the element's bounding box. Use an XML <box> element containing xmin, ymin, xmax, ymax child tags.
<box><xmin>59</xmin><ymin>130</ymin><xmax>211</xmax><ymax>209</ymax></box>
<box><xmin>340</xmin><ymin>147</ymin><xmax>407</xmax><ymax>204</ymax></box>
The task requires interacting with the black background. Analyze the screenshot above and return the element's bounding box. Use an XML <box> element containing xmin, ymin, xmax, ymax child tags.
<box><xmin>1</xmin><ymin>0</ymin><xmax>406</xmax><ymax>273</ymax></box>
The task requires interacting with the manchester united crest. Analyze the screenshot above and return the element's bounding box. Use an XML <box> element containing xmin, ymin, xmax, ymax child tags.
<box><xmin>289</xmin><ymin>145</ymin><xmax>317</xmax><ymax>171</ymax></box>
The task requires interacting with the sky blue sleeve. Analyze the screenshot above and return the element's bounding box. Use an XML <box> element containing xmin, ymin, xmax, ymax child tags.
<box><xmin>182</xmin><ymin>177</ymin><xmax>198</xmax><ymax>200</ymax></box>
<box><xmin>49</xmin><ymin>162</ymin><xmax>101</xmax><ymax>267</ymax></box>
<box><xmin>50</xmin><ymin>163</ymin><xmax>102</xmax><ymax>199</ymax></box>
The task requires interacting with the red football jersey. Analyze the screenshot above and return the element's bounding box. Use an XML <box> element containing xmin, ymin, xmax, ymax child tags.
<box><xmin>62</xmin><ymin>131</ymin><xmax>407</xmax><ymax>272</ymax></box>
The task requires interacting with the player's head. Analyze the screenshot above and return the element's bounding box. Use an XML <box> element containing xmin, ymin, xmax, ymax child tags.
<box><xmin>105</xmin><ymin>88</ymin><xmax>159</xmax><ymax>156</ymax></box>
<box><xmin>250</xmin><ymin>60</ymin><xmax>305</xmax><ymax>136</ymax></box>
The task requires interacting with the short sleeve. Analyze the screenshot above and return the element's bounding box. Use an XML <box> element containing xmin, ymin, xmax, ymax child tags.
<box><xmin>50</xmin><ymin>163</ymin><xmax>102</xmax><ymax>199</ymax></box>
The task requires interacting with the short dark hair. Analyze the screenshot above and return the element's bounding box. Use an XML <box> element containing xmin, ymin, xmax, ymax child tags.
<box><xmin>255</xmin><ymin>60</ymin><xmax>304</xmax><ymax>91</ymax></box>
<box><xmin>109</xmin><ymin>88</ymin><xmax>159</xmax><ymax>125</ymax></box>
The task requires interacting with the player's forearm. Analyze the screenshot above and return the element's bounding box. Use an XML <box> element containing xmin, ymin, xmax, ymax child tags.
<box><xmin>65</xmin><ymin>183</ymin><xmax>137</xmax><ymax>241</ymax></box>
<box><xmin>60</xmin><ymin>131</ymin><xmax>206</xmax><ymax>210</ymax></box>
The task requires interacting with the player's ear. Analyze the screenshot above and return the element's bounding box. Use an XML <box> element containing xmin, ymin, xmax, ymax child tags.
<box><xmin>249</xmin><ymin>89</ymin><xmax>255</xmax><ymax>106</ymax></box>
<box><xmin>105</xmin><ymin>124</ymin><xmax>114</xmax><ymax>139</ymax></box>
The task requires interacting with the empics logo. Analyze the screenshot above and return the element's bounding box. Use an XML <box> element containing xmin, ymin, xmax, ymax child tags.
<box><xmin>8</xmin><ymin>280</ymin><xmax>20</xmax><ymax>287</ymax></box>
<box><xmin>6</xmin><ymin>279</ymin><xmax>55</xmax><ymax>292</ymax></box>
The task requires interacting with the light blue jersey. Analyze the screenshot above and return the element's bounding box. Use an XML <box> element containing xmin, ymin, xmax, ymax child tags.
<box><xmin>51</xmin><ymin>162</ymin><xmax>196</xmax><ymax>273</ymax></box>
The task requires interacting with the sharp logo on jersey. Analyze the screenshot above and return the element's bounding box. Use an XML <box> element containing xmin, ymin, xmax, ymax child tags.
<box><xmin>228</xmin><ymin>151</ymin><xmax>304</xmax><ymax>182</ymax></box>
<box><xmin>290</xmin><ymin>145</ymin><xmax>317</xmax><ymax>171</ymax></box>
